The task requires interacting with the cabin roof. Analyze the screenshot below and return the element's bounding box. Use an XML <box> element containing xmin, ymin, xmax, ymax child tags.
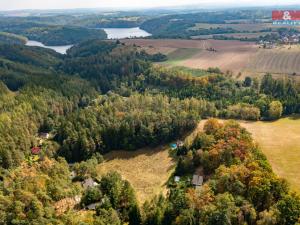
<box><xmin>192</xmin><ymin>175</ymin><xmax>203</xmax><ymax>186</ymax></box>
<box><xmin>31</xmin><ymin>147</ymin><xmax>41</xmax><ymax>155</ymax></box>
<box><xmin>86</xmin><ymin>202</ymin><xmax>101</xmax><ymax>210</ymax></box>
<box><xmin>174</xmin><ymin>176</ymin><xmax>180</xmax><ymax>182</ymax></box>
<box><xmin>170</xmin><ymin>143</ymin><xmax>177</xmax><ymax>149</ymax></box>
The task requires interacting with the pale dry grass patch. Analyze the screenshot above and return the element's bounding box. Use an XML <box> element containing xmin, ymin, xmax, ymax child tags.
<box><xmin>97</xmin><ymin>145</ymin><xmax>176</xmax><ymax>204</ymax></box>
<box><xmin>239</xmin><ymin>117</ymin><xmax>300</xmax><ymax>192</ymax></box>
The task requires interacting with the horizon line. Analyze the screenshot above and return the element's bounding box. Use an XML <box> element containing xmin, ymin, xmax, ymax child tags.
<box><xmin>1</xmin><ymin>3</ymin><xmax>300</xmax><ymax>13</ymax></box>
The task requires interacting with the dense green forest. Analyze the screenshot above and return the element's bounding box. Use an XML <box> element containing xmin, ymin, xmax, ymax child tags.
<box><xmin>0</xmin><ymin>32</ymin><xmax>27</xmax><ymax>45</ymax></box>
<box><xmin>0</xmin><ymin>18</ymin><xmax>107</xmax><ymax>45</ymax></box>
<box><xmin>0</xmin><ymin>9</ymin><xmax>291</xmax><ymax>43</ymax></box>
<box><xmin>140</xmin><ymin>11</ymin><xmax>263</xmax><ymax>38</ymax></box>
<box><xmin>23</xmin><ymin>26</ymin><xmax>107</xmax><ymax>45</ymax></box>
<box><xmin>0</xmin><ymin>39</ymin><xmax>300</xmax><ymax>224</ymax></box>
<box><xmin>56</xmin><ymin>93</ymin><xmax>214</xmax><ymax>162</ymax></box>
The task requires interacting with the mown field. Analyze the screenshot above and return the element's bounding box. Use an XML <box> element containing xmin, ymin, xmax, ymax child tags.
<box><xmin>97</xmin><ymin>145</ymin><xmax>176</xmax><ymax>204</ymax></box>
<box><xmin>239</xmin><ymin>116</ymin><xmax>300</xmax><ymax>193</ymax></box>
<box><xmin>124</xmin><ymin>39</ymin><xmax>300</xmax><ymax>79</ymax></box>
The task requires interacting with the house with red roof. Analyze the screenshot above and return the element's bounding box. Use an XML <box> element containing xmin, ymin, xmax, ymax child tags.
<box><xmin>31</xmin><ymin>147</ymin><xmax>41</xmax><ymax>155</ymax></box>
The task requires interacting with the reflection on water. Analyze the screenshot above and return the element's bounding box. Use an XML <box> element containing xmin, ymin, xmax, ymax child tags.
<box><xmin>25</xmin><ymin>27</ymin><xmax>151</xmax><ymax>53</ymax></box>
<box><xmin>103</xmin><ymin>27</ymin><xmax>151</xmax><ymax>39</ymax></box>
<box><xmin>26</xmin><ymin>40</ymin><xmax>73</xmax><ymax>54</ymax></box>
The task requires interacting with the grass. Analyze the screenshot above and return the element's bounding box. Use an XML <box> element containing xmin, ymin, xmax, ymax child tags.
<box><xmin>239</xmin><ymin>116</ymin><xmax>300</xmax><ymax>193</ymax></box>
<box><xmin>97</xmin><ymin>145</ymin><xmax>176</xmax><ymax>204</ymax></box>
<box><xmin>97</xmin><ymin>116</ymin><xmax>300</xmax><ymax>204</ymax></box>
<box><xmin>163</xmin><ymin>48</ymin><xmax>200</xmax><ymax>66</ymax></box>
<box><xmin>169</xmin><ymin>66</ymin><xmax>208</xmax><ymax>77</ymax></box>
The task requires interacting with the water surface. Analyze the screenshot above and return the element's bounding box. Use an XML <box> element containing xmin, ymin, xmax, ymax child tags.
<box><xmin>26</xmin><ymin>40</ymin><xmax>72</xmax><ymax>54</ymax></box>
<box><xmin>103</xmin><ymin>27</ymin><xmax>151</xmax><ymax>39</ymax></box>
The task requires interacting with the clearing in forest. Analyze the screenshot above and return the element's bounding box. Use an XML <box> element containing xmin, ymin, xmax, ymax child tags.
<box><xmin>97</xmin><ymin>145</ymin><xmax>176</xmax><ymax>204</ymax></box>
<box><xmin>239</xmin><ymin>116</ymin><xmax>300</xmax><ymax>193</ymax></box>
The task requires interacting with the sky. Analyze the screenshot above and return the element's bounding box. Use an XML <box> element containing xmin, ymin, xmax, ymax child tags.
<box><xmin>0</xmin><ymin>0</ymin><xmax>300</xmax><ymax>11</ymax></box>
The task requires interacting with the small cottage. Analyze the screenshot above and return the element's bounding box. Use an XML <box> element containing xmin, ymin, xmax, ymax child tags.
<box><xmin>31</xmin><ymin>147</ymin><xmax>41</xmax><ymax>155</ymax></box>
<box><xmin>170</xmin><ymin>143</ymin><xmax>177</xmax><ymax>150</ymax></box>
<box><xmin>174</xmin><ymin>176</ymin><xmax>180</xmax><ymax>182</ymax></box>
<box><xmin>86</xmin><ymin>202</ymin><xmax>101</xmax><ymax>210</ymax></box>
<box><xmin>39</xmin><ymin>132</ymin><xmax>50</xmax><ymax>139</ymax></box>
<box><xmin>192</xmin><ymin>175</ymin><xmax>203</xmax><ymax>187</ymax></box>
<box><xmin>176</xmin><ymin>141</ymin><xmax>184</xmax><ymax>148</ymax></box>
<box><xmin>70</xmin><ymin>171</ymin><xmax>76</xmax><ymax>180</ymax></box>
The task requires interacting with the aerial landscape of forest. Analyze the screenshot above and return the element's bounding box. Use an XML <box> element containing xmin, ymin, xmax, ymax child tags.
<box><xmin>1</xmin><ymin>0</ymin><xmax>300</xmax><ymax>224</ymax></box>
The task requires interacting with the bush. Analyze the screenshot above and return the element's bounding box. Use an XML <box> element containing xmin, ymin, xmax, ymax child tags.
<box><xmin>226</xmin><ymin>104</ymin><xmax>260</xmax><ymax>120</ymax></box>
<box><xmin>268</xmin><ymin>101</ymin><xmax>283</xmax><ymax>120</ymax></box>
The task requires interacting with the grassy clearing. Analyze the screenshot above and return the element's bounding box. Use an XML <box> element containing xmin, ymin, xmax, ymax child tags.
<box><xmin>97</xmin><ymin>145</ymin><xmax>176</xmax><ymax>204</ymax></box>
<box><xmin>161</xmin><ymin>48</ymin><xmax>200</xmax><ymax>66</ymax></box>
<box><xmin>239</xmin><ymin>116</ymin><xmax>300</xmax><ymax>192</ymax></box>
<box><xmin>168</xmin><ymin>66</ymin><xmax>208</xmax><ymax>77</ymax></box>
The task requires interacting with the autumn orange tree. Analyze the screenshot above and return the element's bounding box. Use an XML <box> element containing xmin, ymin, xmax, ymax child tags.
<box><xmin>163</xmin><ymin>119</ymin><xmax>300</xmax><ymax>225</ymax></box>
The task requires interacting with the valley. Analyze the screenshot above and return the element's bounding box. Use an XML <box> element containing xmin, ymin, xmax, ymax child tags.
<box><xmin>1</xmin><ymin>4</ymin><xmax>300</xmax><ymax>225</ymax></box>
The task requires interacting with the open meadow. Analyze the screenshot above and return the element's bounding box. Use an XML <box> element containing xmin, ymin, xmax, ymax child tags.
<box><xmin>123</xmin><ymin>39</ymin><xmax>300</xmax><ymax>79</ymax></box>
<box><xmin>97</xmin><ymin>145</ymin><xmax>176</xmax><ymax>204</ymax></box>
<box><xmin>239</xmin><ymin>116</ymin><xmax>300</xmax><ymax>193</ymax></box>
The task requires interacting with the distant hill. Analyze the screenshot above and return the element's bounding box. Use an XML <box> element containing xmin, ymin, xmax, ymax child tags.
<box><xmin>24</xmin><ymin>26</ymin><xmax>107</xmax><ymax>45</ymax></box>
<box><xmin>0</xmin><ymin>32</ymin><xmax>27</xmax><ymax>45</ymax></box>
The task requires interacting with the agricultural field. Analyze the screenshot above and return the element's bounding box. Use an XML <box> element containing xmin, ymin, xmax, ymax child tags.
<box><xmin>97</xmin><ymin>145</ymin><xmax>176</xmax><ymax>204</ymax></box>
<box><xmin>189</xmin><ymin>22</ymin><xmax>300</xmax><ymax>32</ymax></box>
<box><xmin>189</xmin><ymin>22</ymin><xmax>269</xmax><ymax>31</ymax></box>
<box><xmin>124</xmin><ymin>39</ymin><xmax>257</xmax><ymax>75</ymax></box>
<box><xmin>244</xmin><ymin>45</ymin><xmax>300</xmax><ymax>76</ymax></box>
<box><xmin>191</xmin><ymin>32</ymin><xmax>275</xmax><ymax>40</ymax></box>
<box><xmin>162</xmin><ymin>48</ymin><xmax>200</xmax><ymax>66</ymax></box>
<box><xmin>124</xmin><ymin>38</ymin><xmax>300</xmax><ymax>79</ymax></box>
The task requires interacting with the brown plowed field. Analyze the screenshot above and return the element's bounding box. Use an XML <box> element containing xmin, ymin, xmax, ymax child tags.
<box><xmin>123</xmin><ymin>39</ymin><xmax>300</xmax><ymax>79</ymax></box>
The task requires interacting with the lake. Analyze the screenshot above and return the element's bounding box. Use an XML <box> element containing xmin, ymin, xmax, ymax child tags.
<box><xmin>26</xmin><ymin>40</ymin><xmax>72</xmax><ymax>54</ymax></box>
<box><xmin>103</xmin><ymin>27</ymin><xmax>151</xmax><ymax>39</ymax></box>
<box><xmin>25</xmin><ymin>27</ymin><xmax>151</xmax><ymax>53</ymax></box>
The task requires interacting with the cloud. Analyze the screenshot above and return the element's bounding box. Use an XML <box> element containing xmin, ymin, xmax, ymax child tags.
<box><xmin>0</xmin><ymin>0</ymin><xmax>299</xmax><ymax>11</ymax></box>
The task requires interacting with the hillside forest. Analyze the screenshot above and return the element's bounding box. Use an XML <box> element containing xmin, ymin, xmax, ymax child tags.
<box><xmin>0</xmin><ymin>38</ymin><xmax>300</xmax><ymax>224</ymax></box>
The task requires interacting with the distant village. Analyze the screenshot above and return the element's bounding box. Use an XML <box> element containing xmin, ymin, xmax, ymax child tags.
<box><xmin>258</xmin><ymin>33</ymin><xmax>300</xmax><ymax>49</ymax></box>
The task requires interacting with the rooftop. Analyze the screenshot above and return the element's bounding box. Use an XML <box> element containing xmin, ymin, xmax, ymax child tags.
<box><xmin>192</xmin><ymin>175</ymin><xmax>203</xmax><ymax>186</ymax></box>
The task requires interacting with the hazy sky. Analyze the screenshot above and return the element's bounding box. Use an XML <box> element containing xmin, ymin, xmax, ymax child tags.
<box><xmin>1</xmin><ymin>0</ymin><xmax>299</xmax><ymax>11</ymax></box>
